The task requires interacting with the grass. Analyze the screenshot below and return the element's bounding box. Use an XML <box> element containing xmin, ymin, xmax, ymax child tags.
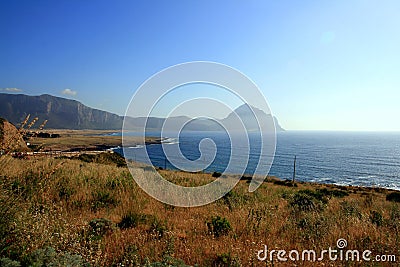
<box><xmin>28</xmin><ymin>129</ymin><xmax>160</xmax><ymax>151</ymax></box>
<box><xmin>0</xmin><ymin>154</ymin><xmax>399</xmax><ymax>266</ymax></box>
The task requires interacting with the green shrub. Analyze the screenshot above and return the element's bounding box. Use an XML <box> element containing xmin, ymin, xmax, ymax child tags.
<box><xmin>370</xmin><ymin>210</ymin><xmax>383</xmax><ymax>227</ymax></box>
<box><xmin>211</xmin><ymin>252</ymin><xmax>241</xmax><ymax>267</ymax></box>
<box><xmin>212</xmin><ymin>172</ymin><xmax>222</xmax><ymax>178</ymax></box>
<box><xmin>289</xmin><ymin>191</ymin><xmax>322</xmax><ymax>212</ymax></box>
<box><xmin>148</xmin><ymin>217</ymin><xmax>167</xmax><ymax>239</ymax></box>
<box><xmin>273</xmin><ymin>179</ymin><xmax>297</xmax><ymax>187</ymax></box>
<box><xmin>363</xmin><ymin>194</ymin><xmax>374</xmax><ymax>208</ymax></box>
<box><xmin>77</xmin><ymin>152</ymin><xmax>126</xmax><ymax>167</ymax></box>
<box><xmin>57</xmin><ymin>179</ymin><xmax>75</xmax><ymax>201</ymax></box>
<box><xmin>118</xmin><ymin>212</ymin><xmax>147</xmax><ymax>229</ymax></box>
<box><xmin>386</xmin><ymin>205</ymin><xmax>400</xmax><ymax>231</ymax></box>
<box><xmin>88</xmin><ymin>218</ymin><xmax>115</xmax><ymax>238</ymax></box>
<box><xmin>386</xmin><ymin>192</ymin><xmax>400</xmax><ymax>203</ymax></box>
<box><xmin>340</xmin><ymin>201</ymin><xmax>362</xmax><ymax>219</ymax></box>
<box><xmin>24</xmin><ymin>247</ymin><xmax>88</xmax><ymax>267</ymax></box>
<box><xmin>240</xmin><ymin>175</ymin><xmax>251</xmax><ymax>181</ymax></box>
<box><xmin>296</xmin><ymin>214</ymin><xmax>329</xmax><ymax>241</ymax></box>
<box><xmin>222</xmin><ymin>191</ymin><xmax>248</xmax><ymax>211</ymax></box>
<box><xmin>207</xmin><ymin>216</ymin><xmax>232</xmax><ymax>237</ymax></box>
<box><xmin>316</xmin><ymin>188</ymin><xmax>349</xmax><ymax>198</ymax></box>
<box><xmin>0</xmin><ymin>258</ymin><xmax>21</xmax><ymax>267</ymax></box>
<box><xmin>90</xmin><ymin>190</ymin><xmax>118</xmax><ymax>211</ymax></box>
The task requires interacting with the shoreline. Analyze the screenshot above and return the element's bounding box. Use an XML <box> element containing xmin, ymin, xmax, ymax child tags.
<box><xmin>27</xmin><ymin>129</ymin><xmax>400</xmax><ymax>192</ymax></box>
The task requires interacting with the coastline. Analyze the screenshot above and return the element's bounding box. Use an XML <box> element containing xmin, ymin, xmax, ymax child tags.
<box><xmin>27</xmin><ymin>129</ymin><xmax>400</xmax><ymax>192</ymax></box>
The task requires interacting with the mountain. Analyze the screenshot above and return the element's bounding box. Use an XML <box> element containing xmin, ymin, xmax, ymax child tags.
<box><xmin>0</xmin><ymin>93</ymin><xmax>284</xmax><ymax>131</ymax></box>
<box><xmin>125</xmin><ymin>104</ymin><xmax>284</xmax><ymax>132</ymax></box>
<box><xmin>0</xmin><ymin>93</ymin><xmax>123</xmax><ymax>129</ymax></box>
<box><xmin>222</xmin><ymin>104</ymin><xmax>284</xmax><ymax>132</ymax></box>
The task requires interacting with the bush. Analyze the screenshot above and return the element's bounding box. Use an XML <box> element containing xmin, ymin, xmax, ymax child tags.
<box><xmin>118</xmin><ymin>212</ymin><xmax>147</xmax><ymax>229</ymax></box>
<box><xmin>386</xmin><ymin>192</ymin><xmax>400</xmax><ymax>203</ymax></box>
<box><xmin>240</xmin><ymin>175</ymin><xmax>251</xmax><ymax>181</ymax></box>
<box><xmin>24</xmin><ymin>247</ymin><xmax>88</xmax><ymax>267</ymax></box>
<box><xmin>212</xmin><ymin>172</ymin><xmax>222</xmax><ymax>178</ymax></box>
<box><xmin>90</xmin><ymin>190</ymin><xmax>118</xmax><ymax>211</ymax></box>
<box><xmin>0</xmin><ymin>258</ymin><xmax>21</xmax><ymax>267</ymax></box>
<box><xmin>207</xmin><ymin>216</ymin><xmax>232</xmax><ymax>237</ymax></box>
<box><xmin>88</xmin><ymin>218</ymin><xmax>115</xmax><ymax>238</ymax></box>
<box><xmin>77</xmin><ymin>152</ymin><xmax>126</xmax><ymax>167</ymax></box>
<box><xmin>340</xmin><ymin>201</ymin><xmax>363</xmax><ymax>219</ymax></box>
<box><xmin>273</xmin><ymin>179</ymin><xmax>297</xmax><ymax>187</ymax></box>
<box><xmin>57</xmin><ymin>179</ymin><xmax>75</xmax><ymax>201</ymax></box>
<box><xmin>370</xmin><ymin>211</ymin><xmax>383</xmax><ymax>227</ymax></box>
<box><xmin>149</xmin><ymin>217</ymin><xmax>168</xmax><ymax>239</ymax></box>
<box><xmin>287</xmin><ymin>189</ymin><xmax>345</xmax><ymax>213</ymax></box>
<box><xmin>289</xmin><ymin>191</ymin><xmax>318</xmax><ymax>211</ymax></box>
<box><xmin>222</xmin><ymin>191</ymin><xmax>248</xmax><ymax>211</ymax></box>
<box><xmin>296</xmin><ymin>214</ymin><xmax>329</xmax><ymax>241</ymax></box>
<box><xmin>316</xmin><ymin>188</ymin><xmax>349</xmax><ymax>198</ymax></box>
<box><xmin>211</xmin><ymin>252</ymin><xmax>241</xmax><ymax>267</ymax></box>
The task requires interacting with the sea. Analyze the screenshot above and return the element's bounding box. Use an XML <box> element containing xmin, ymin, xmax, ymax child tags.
<box><xmin>112</xmin><ymin>131</ymin><xmax>400</xmax><ymax>191</ymax></box>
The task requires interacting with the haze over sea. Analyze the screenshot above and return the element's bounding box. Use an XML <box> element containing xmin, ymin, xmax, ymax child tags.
<box><xmin>114</xmin><ymin>131</ymin><xmax>400</xmax><ymax>191</ymax></box>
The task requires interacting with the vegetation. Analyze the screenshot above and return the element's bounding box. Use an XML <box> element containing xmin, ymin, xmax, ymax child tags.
<box><xmin>387</xmin><ymin>191</ymin><xmax>400</xmax><ymax>203</ymax></box>
<box><xmin>0</xmin><ymin>154</ymin><xmax>399</xmax><ymax>266</ymax></box>
<box><xmin>0</xmin><ymin>117</ymin><xmax>4</xmax><ymax>141</ymax></box>
<box><xmin>206</xmin><ymin>216</ymin><xmax>232</xmax><ymax>238</ymax></box>
<box><xmin>212</xmin><ymin>172</ymin><xmax>222</xmax><ymax>178</ymax></box>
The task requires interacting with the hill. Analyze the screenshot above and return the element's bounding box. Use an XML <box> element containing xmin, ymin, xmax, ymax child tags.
<box><xmin>223</xmin><ymin>104</ymin><xmax>284</xmax><ymax>132</ymax></box>
<box><xmin>0</xmin><ymin>93</ymin><xmax>284</xmax><ymax>131</ymax></box>
<box><xmin>125</xmin><ymin>104</ymin><xmax>285</xmax><ymax>132</ymax></box>
<box><xmin>0</xmin><ymin>93</ymin><xmax>123</xmax><ymax>130</ymax></box>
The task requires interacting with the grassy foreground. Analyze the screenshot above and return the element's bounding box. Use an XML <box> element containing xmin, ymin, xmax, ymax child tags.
<box><xmin>0</xmin><ymin>154</ymin><xmax>399</xmax><ymax>266</ymax></box>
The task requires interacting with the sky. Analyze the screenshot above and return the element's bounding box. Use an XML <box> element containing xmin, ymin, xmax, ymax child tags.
<box><xmin>1</xmin><ymin>0</ymin><xmax>400</xmax><ymax>131</ymax></box>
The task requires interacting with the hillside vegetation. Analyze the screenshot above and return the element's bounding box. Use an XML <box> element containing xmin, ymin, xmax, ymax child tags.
<box><xmin>0</xmin><ymin>155</ymin><xmax>399</xmax><ymax>266</ymax></box>
<box><xmin>0</xmin><ymin>118</ymin><xmax>28</xmax><ymax>152</ymax></box>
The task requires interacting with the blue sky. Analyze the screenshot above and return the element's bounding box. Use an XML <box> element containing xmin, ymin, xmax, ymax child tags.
<box><xmin>1</xmin><ymin>0</ymin><xmax>399</xmax><ymax>131</ymax></box>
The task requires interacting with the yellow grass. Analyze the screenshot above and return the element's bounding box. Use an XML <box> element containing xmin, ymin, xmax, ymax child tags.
<box><xmin>28</xmin><ymin>130</ymin><xmax>159</xmax><ymax>151</ymax></box>
<box><xmin>0</xmin><ymin>155</ymin><xmax>399</xmax><ymax>266</ymax></box>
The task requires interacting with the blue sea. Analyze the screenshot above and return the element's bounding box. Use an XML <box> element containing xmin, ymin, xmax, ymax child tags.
<box><xmin>113</xmin><ymin>131</ymin><xmax>400</xmax><ymax>191</ymax></box>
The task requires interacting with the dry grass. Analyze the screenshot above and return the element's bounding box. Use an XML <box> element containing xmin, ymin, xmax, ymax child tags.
<box><xmin>0</xmin><ymin>155</ymin><xmax>399</xmax><ymax>266</ymax></box>
<box><xmin>28</xmin><ymin>130</ymin><xmax>160</xmax><ymax>151</ymax></box>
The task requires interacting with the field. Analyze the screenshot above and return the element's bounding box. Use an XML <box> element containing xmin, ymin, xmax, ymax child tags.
<box><xmin>28</xmin><ymin>130</ymin><xmax>161</xmax><ymax>152</ymax></box>
<box><xmin>0</xmin><ymin>154</ymin><xmax>399</xmax><ymax>266</ymax></box>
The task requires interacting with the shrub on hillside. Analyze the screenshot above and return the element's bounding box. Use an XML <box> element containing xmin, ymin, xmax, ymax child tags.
<box><xmin>212</xmin><ymin>172</ymin><xmax>222</xmax><ymax>178</ymax></box>
<box><xmin>211</xmin><ymin>252</ymin><xmax>241</xmax><ymax>267</ymax></box>
<box><xmin>23</xmin><ymin>247</ymin><xmax>88</xmax><ymax>267</ymax></box>
<box><xmin>88</xmin><ymin>218</ymin><xmax>115</xmax><ymax>238</ymax></box>
<box><xmin>288</xmin><ymin>190</ymin><xmax>328</xmax><ymax>212</ymax></box>
<box><xmin>207</xmin><ymin>216</ymin><xmax>232</xmax><ymax>237</ymax></box>
<box><xmin>118</xmin><ymin>212</ymin><xmax>147</xmax><ymax>229</ymax></box>
<box><xmin>386</xmin><ymin>192</ymin><xmax>400</xmax><ymax>203</ymax></box>
<box><xmin>370</xmin><ymin>210</ymin><xmax>384</xmax><ymax>226</ymax></box>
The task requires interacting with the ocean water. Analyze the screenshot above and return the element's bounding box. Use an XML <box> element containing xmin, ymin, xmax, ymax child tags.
<box><xmin>114</xmin><ymin>131</ymin><xmax>400</xmax><ymax>190</ymax></box>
